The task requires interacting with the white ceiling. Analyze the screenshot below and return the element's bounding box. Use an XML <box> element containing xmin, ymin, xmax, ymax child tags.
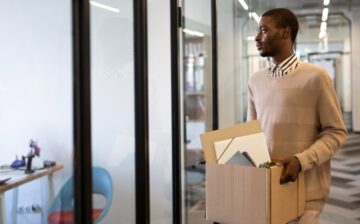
<box><xmin>274</xmin><ymin>0</ymin><xmax>360</xmax><ymax>11</ymax></box>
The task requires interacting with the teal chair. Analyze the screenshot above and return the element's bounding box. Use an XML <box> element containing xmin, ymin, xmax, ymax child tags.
<box><xmin>48</xmin><ymin>167</ymin><xmax>113</xmax><ymax>224</ymax></box>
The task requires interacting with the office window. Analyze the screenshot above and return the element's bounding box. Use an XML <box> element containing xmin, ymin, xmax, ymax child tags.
<box><xmin>182</xmin><ymin>0</ymin><xmax>213</xmax><ymax>223</ymax></box>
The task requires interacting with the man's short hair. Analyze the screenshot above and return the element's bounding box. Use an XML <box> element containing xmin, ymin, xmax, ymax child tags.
<box><xmin>262</xmin><ymin>8</ymin><xmax>299</xmax><ymax>43</ymax></box>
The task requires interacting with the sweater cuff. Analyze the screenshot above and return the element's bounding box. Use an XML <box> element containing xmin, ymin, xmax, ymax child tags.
<box><xmin>295</xmin><ymin>152</ymin><xmax>312</xmax><ymax>172</ymax></box>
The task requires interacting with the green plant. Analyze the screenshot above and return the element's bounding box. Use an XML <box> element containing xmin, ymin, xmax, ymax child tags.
<box><xmin>259</xmin><ymin>161</ymin><xmax>276</xmax><ymax>169</ymax></box>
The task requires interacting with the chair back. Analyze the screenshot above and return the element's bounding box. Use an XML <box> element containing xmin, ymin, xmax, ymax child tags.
<box><xmin>92</xmin><ymin>166</ymin><xmax>113</xmax><ymax>223</ymax></box>
<box><xmin>48</xmin><ymin>166</ymin><xmax>113</xmax><ymax>223</ymax></box>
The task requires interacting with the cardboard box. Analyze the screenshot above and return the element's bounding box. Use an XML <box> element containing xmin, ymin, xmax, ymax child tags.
<box><xmin>201</xmin><ymin>121</ymin><xmax>305</xmax><ymax>224</ymax></box>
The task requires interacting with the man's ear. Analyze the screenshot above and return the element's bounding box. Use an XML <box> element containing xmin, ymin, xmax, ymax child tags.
<box><xmin>282</xmin><ymin>27</ymin><xmax>291</xmax><ymax>40</ymax></box>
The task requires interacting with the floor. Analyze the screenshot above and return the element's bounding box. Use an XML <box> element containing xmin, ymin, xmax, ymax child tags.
<box><xmin>320</xmin><ymin>133</ymin><xmax>360</xmax><ymax>224</ymax></box>
<box><xmin>186</xmin><ymin>132</ymin><xmax>360</xmax><ymax>224</ymax></box>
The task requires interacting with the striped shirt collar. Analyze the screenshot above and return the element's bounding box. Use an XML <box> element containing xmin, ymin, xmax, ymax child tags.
<box><xmin>269</xmin><ymin>53</ymin><xmax>300</xmax><ymax>77</ymax></box>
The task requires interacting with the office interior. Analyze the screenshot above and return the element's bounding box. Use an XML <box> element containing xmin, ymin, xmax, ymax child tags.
<box><xmin>0</xmin><ymin>0</ymin><xmax>359</xmax><ymax>223</ymax></box>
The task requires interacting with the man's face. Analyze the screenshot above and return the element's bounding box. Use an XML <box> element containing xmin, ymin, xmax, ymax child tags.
<box><xmin>255</xmin><ymin>16</ymin><xmax>283</xmax><ymax>57</ymax></box>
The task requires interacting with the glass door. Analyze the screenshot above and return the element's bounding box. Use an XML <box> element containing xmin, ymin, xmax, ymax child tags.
<box><xmin>181</xmin><ymin>0</ymin><xmax>213</xmax><ymax>223</ymax></box>
<box><xmin>89</xmin><ymin>0</ymin><xmax>136</xmax><ymax>223</ymax></box>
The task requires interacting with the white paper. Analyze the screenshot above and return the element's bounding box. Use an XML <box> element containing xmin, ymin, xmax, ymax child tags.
<box><xmin>214</xmin><ymin>132</ymin><xmax>271</xmax><ymax>166</ymax></box>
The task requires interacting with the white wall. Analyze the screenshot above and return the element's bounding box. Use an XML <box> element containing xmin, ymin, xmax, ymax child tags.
<box><xmin>148</xmin><ymin>0</ymin><xmax>173</xmax><ymax>223</ymax></box>
<box><xmin>351</xmin><ymin>8</ymin><xmax>360</xmax><ymax>131</ymax></box>
<box><xmin>0</xmin><ymin>1</ymin><xmax>72</xmax><ymax>223</ymax></box>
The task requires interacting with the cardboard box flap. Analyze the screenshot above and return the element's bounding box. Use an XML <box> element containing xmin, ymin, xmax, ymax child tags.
<box><xmin>200</xmin><ymin>120</ymin><xmax>262</xmax><ymax>164</ymax></box>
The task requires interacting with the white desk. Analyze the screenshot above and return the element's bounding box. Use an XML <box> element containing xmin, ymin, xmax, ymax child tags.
<box><xmin>0</xmin><ymin>165</ymin><xmax>63</xmax><ymax>224</ymax></box>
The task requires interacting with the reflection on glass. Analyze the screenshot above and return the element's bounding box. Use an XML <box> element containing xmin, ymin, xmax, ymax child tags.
<box><xmin>0</xmin><ymin>1</ymin><xmax>73</xmax><ymax>224</ymax></box>
<box><xmin>90</xmin><ymin>0</ymin><xmax>135</xmax><ymax>223</ymax></box>
<box><xmin>147</xmin><ymin>0</ymin><xmax>173</xmax><ymax>223</ymax></box>
<box><xmin>182</xmin><ymin>0</ymin><xmax>212</xmax><ymax>223</ymax></box>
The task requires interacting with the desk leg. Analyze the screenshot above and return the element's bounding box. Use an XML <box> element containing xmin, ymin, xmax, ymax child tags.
<box><xmin>41</xmin><ymin>174</ymin><xmax>55</xmax><ymax>224</ymax></box>
<box><xmin>48</xmin><ymin>174</ymin><xmax>55</xmax><ymax>200</ymax></box>
<box><xmin>11</xmin><ymin>188</ymin><xmax>18</xmax><ymax>224</ymax></box>
<box><xmin>0</xmin><ymin>192</ymin><xmax>6</xmax><ymax>224</ymax></box>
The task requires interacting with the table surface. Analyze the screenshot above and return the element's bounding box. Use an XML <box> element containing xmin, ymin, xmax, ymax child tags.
<box><xmin>0</xmin><ymin>164</ymin><xmax>63</xmax><ymax>193</ymax></box>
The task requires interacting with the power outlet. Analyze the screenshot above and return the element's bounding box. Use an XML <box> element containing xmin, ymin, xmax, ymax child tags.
<box><xmin>17</xmin><ymin>204</ymin><xmax>42</xmax><ymax>214</ymax></box>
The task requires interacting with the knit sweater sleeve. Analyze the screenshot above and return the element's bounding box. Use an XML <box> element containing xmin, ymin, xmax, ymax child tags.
<box><xmin>247</xmin><ymin>80</ymin><xmax>257</xmax><ymax>121</ymax></box>
<box><xmin>295</xmin><ymin>73</ymin><xmax>347</xmax><ymax>172</ymax></box>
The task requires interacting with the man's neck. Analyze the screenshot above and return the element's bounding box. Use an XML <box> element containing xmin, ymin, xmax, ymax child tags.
<box><xmin>272</xmin><ymin>49</ymin><xmax>294</xmax><ymax>65</ymax></box>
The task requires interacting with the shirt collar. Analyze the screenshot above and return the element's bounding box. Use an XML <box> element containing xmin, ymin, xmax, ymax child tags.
<box><xmin>269</xmin><ymin>53</ymin><xmax>299</xmax><ymax>76</ymax></box>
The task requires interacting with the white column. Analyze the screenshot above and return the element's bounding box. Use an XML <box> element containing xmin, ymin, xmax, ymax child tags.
<box><xmin>351</xmin><ymin>8</ymin><xmax>360</xmax><ymax>131</ymax></box>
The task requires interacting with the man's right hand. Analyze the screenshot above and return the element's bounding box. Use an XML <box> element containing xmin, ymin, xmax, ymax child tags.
<box><xmin>279</xmin><ymin>156</ymin><xmax>302</xmax><ymax>185</ymax></box>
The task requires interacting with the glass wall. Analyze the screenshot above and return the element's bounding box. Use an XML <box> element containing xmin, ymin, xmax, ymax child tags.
<box><xmin>148</xmin><ymin>0</ymin><xmax>173</xmax><ymax>223</ymax></box>
<box><xmin>0</xmin><ymin>1</ymin><xmax>73</xmax><ymax>223</ymax></box>
<box><xmin>182</xmin><ymin>0</ymin><xmax>213</xmax><ymax>223</ymax></box>
<box><xmin>90</xmin><ymin>0</ymin><xmax>135</xmax><ymax>223</ymax></box>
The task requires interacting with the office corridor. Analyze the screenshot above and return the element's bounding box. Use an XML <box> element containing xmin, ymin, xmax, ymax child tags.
<box><xmin>320</xmin><ymin>132</ymin><xmax>360</xmax><ymax>224</ymax></box>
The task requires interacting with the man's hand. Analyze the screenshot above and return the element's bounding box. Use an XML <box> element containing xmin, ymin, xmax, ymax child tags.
<box><xmin>279</xmin><ymin>156</ymin><xmax>302</xmax><ymax>185</ymax></box>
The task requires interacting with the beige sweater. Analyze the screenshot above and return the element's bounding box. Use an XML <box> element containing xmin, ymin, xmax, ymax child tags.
<box><xmin>247</xmin><ymin>62</ymin><xmax>347</xmax><ymax>211</ymax></box>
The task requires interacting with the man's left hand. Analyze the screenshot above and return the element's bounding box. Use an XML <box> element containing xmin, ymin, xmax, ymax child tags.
<box><xmin>279</xmin><ymin>156</ymin><xmax>302</xmax><ymax>185</ymax></box>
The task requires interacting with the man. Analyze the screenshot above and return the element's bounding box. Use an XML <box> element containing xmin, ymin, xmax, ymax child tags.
<box><xmin>247</xmin><ymin>8</ymin><xmax>347</xmax><ymax>224</ymax></box>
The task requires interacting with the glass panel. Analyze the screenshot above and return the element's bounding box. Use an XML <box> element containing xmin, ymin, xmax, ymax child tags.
<box><xmin>0</xmin><ymin>1</ymin><xmax>73</xmax><ymax>224</ymax></box>
<box><xmin>147</xmin><ymin>0</ymin><xmax>173</xmax><ymax>223</ymax></box>
<box><xmin>182</xmin><ymin>0</ymin><xmax>212</xmax><ymax>223</ymax></box>
<box><xmin>233</xmin><ymin>0</ymin><xmax>275</xmax><ymax>123</ymax></box>
<box><xmin>90</xmin><ymin>0</ymin><xmax>135</xmax><ymax>223</ymax></box>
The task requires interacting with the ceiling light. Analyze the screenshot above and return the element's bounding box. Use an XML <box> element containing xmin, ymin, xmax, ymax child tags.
<box><xmin>251</xmin><ymin>12</ymin><xmax>261</xmax><ymax>24</ymax></box>
<box><xmin>320</xmin><ymin>22</ymin><xmax>327</xmax><ymax>32</ymax></box>
<box><xmin>90</xmin><ymin>1</ymin><xmax>120</xmax><ymax>13</ymax></box>
<box><xmin>238</xmin><ymin>0</ymin><xmax>249</xmax><ymax>10</ymax></box>
<box><xmin>322</xmin><ymin>8</ymin><xmax>329</xmax><ymax>21</ymax></box>
<box><xmin>183</xmin><ymin>28</ymin><xmax>204</xmax><ymax>37</ymax></box>
<box><xmin>323</xmin><ymin>0</ymin><xmax>330</xmax><ymax>6</ymax></box>
<box><xmin>247</xmin><ymin>36</ymin><xmax>255</xmax><ymax>41</ymax></box>
<box><xmin>319</xmin><ymin>31</ymin><xmax>326</xmax><ymax>39</ymax></box>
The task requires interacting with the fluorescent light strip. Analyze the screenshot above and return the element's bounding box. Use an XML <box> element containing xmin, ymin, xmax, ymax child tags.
<box><xmin>183</xmin><ymin>28</ymin><xmax>204</xmax><ymax>37</ymax></box>
<box><xmin>238</xmin><ymin>0</ymin><xmax>249</xmax><ymax>10</ymax></box>
<box><xmin>90</xmin><ymin>1</ymin><xmax>120</xmax><ymax>13</ymax></box>
<box><xmin>251</xmin><ymin>12</ymin><xmax>261</xmax><ymax>24</ymax></box>
<box><xmin>323</xmin><ymin>0</ymin><xmax>330</xmax><ymax>6</ymax></box>
<box><xmin>320</xmin><ymin>21</ymin><xmax>327</xmax><ymax>32</ymax></box>
<box><xmin>322</xmin><ymin>8</ymin><xmax>329</xmax><ymax>21</ymax></box>
<box><xmin>247</xmin><ymin>36</ymin><xmax>255</xmax><ymax>41</ymax></box>
<box><xmin>319</xmin><ymin>31</ymin><xmax>326</xmax><ymax>39</ymax></box>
